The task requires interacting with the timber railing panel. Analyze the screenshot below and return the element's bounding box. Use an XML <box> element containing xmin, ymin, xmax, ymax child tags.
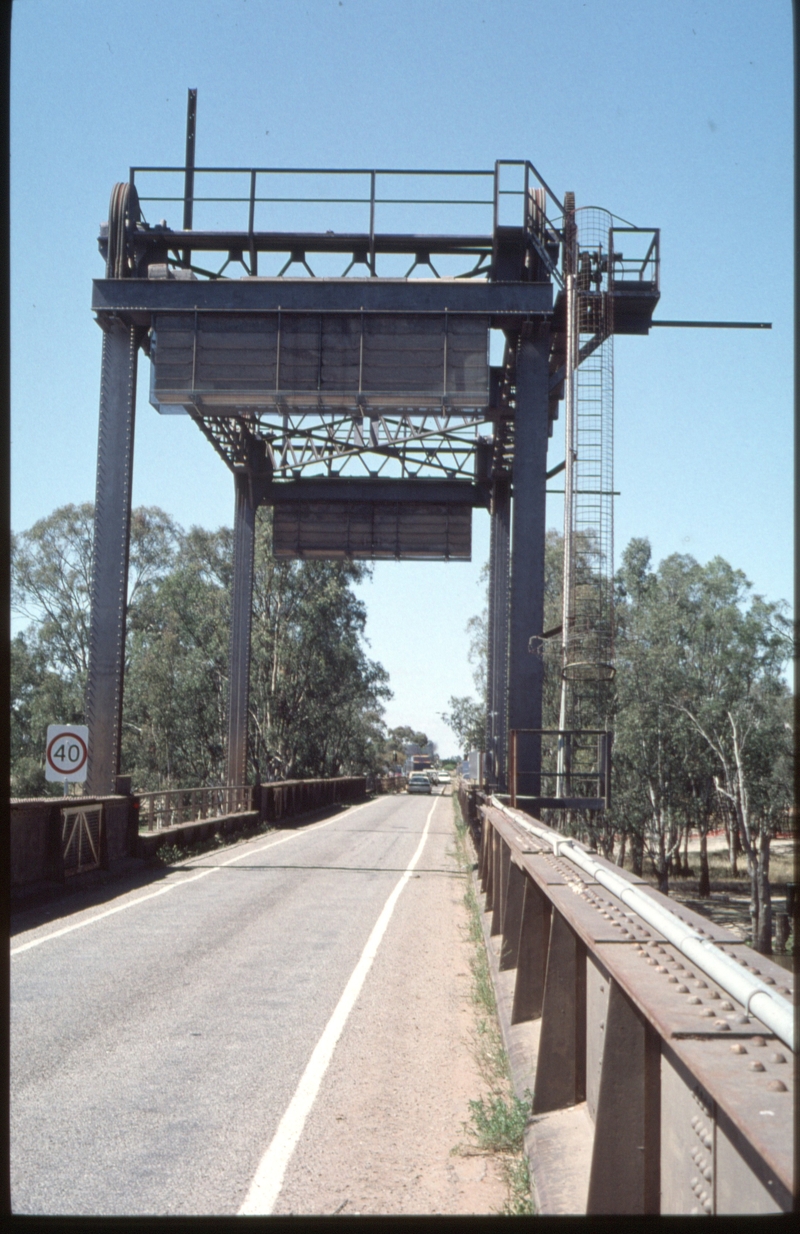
<box><xmin>138</xmin><ymin>785</ymin><xmax>254</xmax><ymax>831</ymax></box>
<box><xmin>476</xmin><ymin>797</ymin><xmax>794</xmax><ymax>1215</ymax></box>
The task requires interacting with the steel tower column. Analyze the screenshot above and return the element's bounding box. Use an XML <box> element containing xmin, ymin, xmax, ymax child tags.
<box><xmin>484</xmin><ymin>490</ymin><xmax>498</xmax><ymax>782</ymax></box>
<box><xmin>226</xmin><ymin>473</ymin><xmax>257</xmax><ymax>787</ymax></box>
<box><xmin>85</xmin><ymin>321</ymin><xmax>138</xmax><ymax>795</ymax></box>
<box><xmin>486</xmin><ymin>477</ymin><xmax>511</xmax><ymax>789</ymax></box>
<box><xmin>507</xmin><ymin>324</ymin><xmax>551</xmax><ymax>799</ymax></box>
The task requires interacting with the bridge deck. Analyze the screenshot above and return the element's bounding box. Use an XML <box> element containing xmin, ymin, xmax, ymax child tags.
<box><xmin>11</xmin><ymin>790</ymin><xmax>508</xmax><ymax>1216</ymax></box>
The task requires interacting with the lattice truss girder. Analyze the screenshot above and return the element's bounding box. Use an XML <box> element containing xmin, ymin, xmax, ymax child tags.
<box><xmin>189</xmin><ymin>406</ymin><xmax>497</xmax><ymax>480</ymax></box>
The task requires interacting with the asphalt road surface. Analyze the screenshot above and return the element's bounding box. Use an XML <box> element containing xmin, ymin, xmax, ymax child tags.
<box><xmin>11</xmin><ymin>789</ymin><xmax>492</xmax><ymax>1216</ymax></box>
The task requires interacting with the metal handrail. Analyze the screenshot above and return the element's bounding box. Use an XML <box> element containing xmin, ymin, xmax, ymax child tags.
<box><xmin>491</xmin><ymin>796</ymin><xmax>795</xmax><ymax>1051</ymax></box>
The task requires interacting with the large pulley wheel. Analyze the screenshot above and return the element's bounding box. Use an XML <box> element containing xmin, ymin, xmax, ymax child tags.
<box><xmin>106</xmin><ymin>182</ymin><xmax>141</xmax><ymax>278</ymax></box>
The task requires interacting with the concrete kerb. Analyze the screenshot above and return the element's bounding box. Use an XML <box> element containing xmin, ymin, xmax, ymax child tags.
<box><xmin>136</xmin><ymin>810</ymin><xmax>261</xmax><ymax>861</ymax></box>
<box><xmin>136</xmin><ymin>795</ymin><xmax>374</xmax><ymax>863</ymax></box>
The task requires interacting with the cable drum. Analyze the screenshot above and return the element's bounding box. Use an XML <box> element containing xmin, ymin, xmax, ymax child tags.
<box><xmin>106</xmin><ymin>182</ymin><xmax>141</xmax><ymax>278</ymax></box>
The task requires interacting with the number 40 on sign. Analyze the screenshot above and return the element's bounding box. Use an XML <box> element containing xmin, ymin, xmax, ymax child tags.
<box><xmin>45</xmin><ymin>724</ymin><xmax>89</xmax><ymax>783</ymax></box>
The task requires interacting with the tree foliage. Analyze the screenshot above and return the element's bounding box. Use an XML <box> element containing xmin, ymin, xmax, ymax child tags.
<box><xmin>11</xmin><ymin>504</ymin><xmax>392</xmax><ymax>795</ymax></box>
<box><xmin>611</xmin><ymin>539</ymin><xmax>793</xmax><ymax>948</ymax></box>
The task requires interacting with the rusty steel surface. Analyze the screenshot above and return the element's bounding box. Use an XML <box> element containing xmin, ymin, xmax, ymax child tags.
<box><xmin>479</xmin><ymin>802</ymin><xmax>795</xmax><ymax>1203</ymax></box>
<box><xmin>670</xmin><ymin>1035</ymin><xmax>794</xmax><ymax>1198</ymax></box>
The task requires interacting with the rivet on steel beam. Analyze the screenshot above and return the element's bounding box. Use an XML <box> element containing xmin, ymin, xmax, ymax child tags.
<box><xmin>667</xmin><ymin>975</ymin><xmax>678</xmax><ymax>983</ymax></box>
<box><xmin>777</xmin><ymin>986</ymin><xmax>791</xmax><ymax>995</ymax></box>
<box><xmin>719</xmin><ymin>1001</ymin><xmax>734</xmax><ymax>1010</ymax></box>
<box><xmin>730</xmin><ymin>1043</ymin><xmax>747</xmax><ymax>1054</ymax></box>
<box><xmin>688</xmin><ymin>996</ymin><xmax>702</xmax><ymax>1005</ymax></box>
<box><xmin>768</xmin><ymin>1052</ymin><xmax>786</xmax><ymax>1063</ymax></box>
<box><xmin>707</xmin><ymin>990</ymin><xmax>720</xmax><ymax>1000</ymax></box>
<box><xmin>734</xmin><ymin>1013</ymin><xmax>750</xmax><ymax>1024</ymax></box>
<box><xmin>703</xmin><ymin>1168</ymin><xmax>712</xmax><ymax>1181</ymax></box>
<box><xmin>691</xmin><ymin>1116</ymin><xmax>699</xmax><ymax>1128</ymax></box>
<box><xmin>694</xmin><ymin>980</ymin><xmax>707</xmax><ymax>988</ymax></box>
<box><xmin>766</xmin><ymin>1079</ymin><xmax>787</xmax><ymax>1091</ymax></box>
<box><xmin>749</xmin><ymin>1061</ymin><xmax>765</xmax><ymax>1071</ymax></box>
<box><xmin>656</xmin><ymin>965</ymin><xmax>667</xmax><ymax>973</ymax></box>
<box><xmin>700</xmin><ymin>1008</ymin><xmax>715</xmax><ymax>1017</ymax></box>
<box><xmin>702</xmin><ymin>1199</ymin><xmax>713</xmax><ymax>1214</ymax></box>
<box><xmin>752</xmin><ymin>1036</ymin><xmax>766</xmax><ymax>1046</ymax></box>
<box><xmin>763</xmin><ymin>976</ymin><xmax>776</xmax><ymax>985</ymax></box>
<box><xmin>702</xmin><ymin>1134</ymin><xmax>712</xmax><ymax>1148</ymax></box>
<box><xmin>714</xmin><ymin>1021</ymin><xmax>730</xmax><ymax>1031</ymax></box>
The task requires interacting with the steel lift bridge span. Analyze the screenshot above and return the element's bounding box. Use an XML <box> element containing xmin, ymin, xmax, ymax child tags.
<box><xmin>85</xmin><ymin>134</ymin><xmax>660</xmax><ymax>798</ymax></box>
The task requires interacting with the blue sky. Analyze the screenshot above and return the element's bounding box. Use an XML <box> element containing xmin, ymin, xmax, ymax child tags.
<box><xmin>10</xmin><ymin>0</ymin><xmax>793</xmax><ymax>755</ymax></box>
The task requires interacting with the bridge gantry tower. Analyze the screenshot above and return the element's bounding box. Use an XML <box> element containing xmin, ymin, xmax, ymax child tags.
<box><xmin>85</xmin><ymin>100</ymin><xmax>659</xmax><ymax>798</ymax></box>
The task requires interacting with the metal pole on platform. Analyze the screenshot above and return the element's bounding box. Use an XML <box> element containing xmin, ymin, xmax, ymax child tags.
<box><xmin>506</xmin><ymin>325</ymin><xmax>550</xmax><ymax>799</ymax></box>
<box><xmin>85</xmin><ymin>322</ymin><xmax>138</xmax><ymax>795</ymax></box>
<box><xmin>182</xmin><ymin>88</ymin><xmax>197</xmax><ymax>269</ymax></box>
<box><xmin>226</xmin><ymin>473</ymin><xmax>256</xmax><ymax>788</ymax></box>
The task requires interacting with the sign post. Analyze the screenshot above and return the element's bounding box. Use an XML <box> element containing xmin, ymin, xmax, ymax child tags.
<box><xmin>45</xmin><ymin>725</ymin><xmax>89</xmax><ymax>785</ymax></box>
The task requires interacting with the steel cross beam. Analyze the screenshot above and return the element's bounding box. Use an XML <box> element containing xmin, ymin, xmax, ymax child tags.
<box><xmin>92</xmin><ymin>277</ymin><xmax>553</xmax><ymax>320</ymax></box>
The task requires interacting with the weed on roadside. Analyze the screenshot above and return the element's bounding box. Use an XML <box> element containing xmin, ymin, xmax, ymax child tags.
<box><xmin>450</xmin><ymin>796</ymin><xmax>536</xmax><ymax>1215</ymax></box>
<box><xmin>466</xmin><ymin>1090</ymin><xmax>531</xmax><ymax>1154</ymax></box>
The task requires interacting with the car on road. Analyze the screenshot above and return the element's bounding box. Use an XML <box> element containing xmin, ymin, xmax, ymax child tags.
<box><xmin>436</xmin><ymin>770</ymin><xmax>452</xmax><ymax>784</ymax></box>
<box><xmin>406</xmin><ymin>772</ymin><xmax>432</xmax><ymax>794</ymax></box>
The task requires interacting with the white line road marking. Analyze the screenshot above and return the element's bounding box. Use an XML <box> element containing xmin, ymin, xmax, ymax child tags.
<box><xmin>238</xmin><ymin>795</ymin><xmax>439</xmax><ymax>1216</ymax></box>
<box><xmin>10</xmin><ymin>798</ymin><xmax>377</xmax><ymax>957</ymax></box>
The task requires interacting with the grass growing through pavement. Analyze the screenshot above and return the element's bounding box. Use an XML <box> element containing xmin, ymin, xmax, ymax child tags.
<box><xmin>450</xmin><ymin>797</ymin><xmax>535</xmax><ymax>1216</ymax></box>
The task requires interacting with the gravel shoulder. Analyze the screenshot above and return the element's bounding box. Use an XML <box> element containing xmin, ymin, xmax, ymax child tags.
<box><xmin>271</xmin><ymin>792</ymin><xmax>510</xmax><ymax>1216</ymax></box>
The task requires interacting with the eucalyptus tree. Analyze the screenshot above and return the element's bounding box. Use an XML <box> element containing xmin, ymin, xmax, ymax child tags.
<box><xmin>121</xmin><ymin>525</ymin><xmax>232</xmax><ymax>789</ymax></box>
<box><xmin>665</xmin><ymin>556</ymin><xmax>793</xmax><ymax>951</ymax></box>
<box><xmin>247</xmin><ymin>511</ymin><xmax>390</xmax><ymax>782</ymax></box>
<box><xmin>11</xmin><ymin>503</ymin><xmax>391</xmax><ymax>794</ymax></box>
<box><xmin>11</xmin><ymin>503</ymin><xmax>182</xmax><ymax>794</ymax></box>
<box><xmin>613</xmin><ymin>540</ymin><xmax>792</xmax><ymax>947</ymax></box>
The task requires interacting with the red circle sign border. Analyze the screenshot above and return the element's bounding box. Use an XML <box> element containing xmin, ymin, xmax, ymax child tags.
<box><xmin>46</xmin><ymin>731</ymin><xmax>88</xmax><ymax>774</ymax></box>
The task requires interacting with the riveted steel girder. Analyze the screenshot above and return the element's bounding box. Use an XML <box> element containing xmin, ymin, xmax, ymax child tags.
<box><xmin>226</xmin><ymin>473</ymin><xmax>257</xmax><ymax>788</ymax></box>
<box><xmin>85</xmin><ymin>322</ymin><xmax>138</xmax><ymax>795</ymax></box>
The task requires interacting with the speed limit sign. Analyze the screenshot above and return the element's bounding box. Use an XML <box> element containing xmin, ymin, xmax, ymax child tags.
<box><xmin>45</xmin><ymin>724</ymin><xmax>89</xmax><ymax>783</ymax></box>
